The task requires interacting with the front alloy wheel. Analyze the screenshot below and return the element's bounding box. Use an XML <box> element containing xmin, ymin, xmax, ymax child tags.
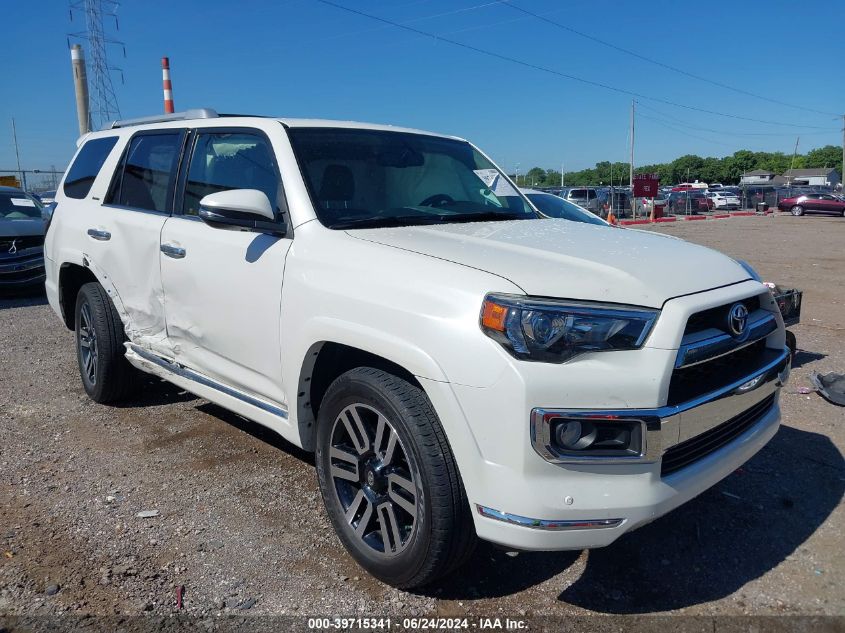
<box><xmin>315</xmin><ymin>367</ymin><xmax>476</xmax><ymax>588</ymax></box>
<box><xmin>329</xmin><ymin>403</ymin><xmax>419</xmax><ymax>556</ymax></box>
<box><xmin>791</xmin><ymin>205</ymin><xmax>804</xmax><ymax>216</ymax></box>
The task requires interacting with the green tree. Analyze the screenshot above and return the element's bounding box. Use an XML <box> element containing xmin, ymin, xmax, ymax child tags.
<box><xmin>804</xmin><ymin>145</ymin><xmax>841</xmax><ymax>169</ymax></box>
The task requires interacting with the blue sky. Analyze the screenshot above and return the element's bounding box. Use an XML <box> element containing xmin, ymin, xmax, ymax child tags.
<box><xmin>3</xmin><ymin>0</ymin><xmax>844</xmax><ymax>179</ymax></box>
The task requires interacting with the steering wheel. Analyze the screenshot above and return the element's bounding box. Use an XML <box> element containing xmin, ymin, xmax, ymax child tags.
<box><xmin>419</xmin><ymin>193</ymin><xmax>454</xmax><ymax>208</ymax></box>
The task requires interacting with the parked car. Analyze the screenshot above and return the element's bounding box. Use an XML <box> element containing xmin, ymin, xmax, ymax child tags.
<box><xmin>561</xmin><ymin>187</ymin><xmax>600</xmax><ymax>212</ymax></box>
<box><xmin>777</xmin><ymin>193</ymin><xmax>845</xmax><ymax>216</ymax></box>
<box><xmin>36</xmin><ymin>190</ymin><xmax>57</xmax><ymax>205</ymax></box>
<box><xmin>597</xmin><ymin>189</ymin><xmax>631</xmax><ymax>218</ymax></box>
<box><xmin>0</xmin><ymin>186</ymin><xmax>47</xmax><ymax>292</ymax></box>
<box><xmin>636</xmin><ymin>192</ymin><xmax>668</xmax><ymax>217</ymax></box>
<box><xmin>46</xmin><ymin>109</ymin><xmax>790</xmax><ymax>588</ymax></box>
<box><xmin>518</xmin><ymin>189</ymin><xmax>608</xmax><ymax>226</ymax></box>
<box><xmin>705</xmin><ymin>191</ymin><xmax>740</xmax><ymax>210</ymax></box>
<box><xmin>667</xmin><ymin>190</ymin><xmax>713</xmax><ymax>214</ymax></box>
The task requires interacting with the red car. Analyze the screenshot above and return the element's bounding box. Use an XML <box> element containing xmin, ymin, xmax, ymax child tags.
<box><xmin>777</xmin><ymin>193</ymin><xmax>845</xmax><ymax>217</ymax></box>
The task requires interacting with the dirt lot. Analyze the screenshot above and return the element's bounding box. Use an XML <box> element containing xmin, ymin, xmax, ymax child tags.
<box><xmin>1</xmin><ymin>215</ymin><xmax>843</xmax><ymax>621</ymax></box>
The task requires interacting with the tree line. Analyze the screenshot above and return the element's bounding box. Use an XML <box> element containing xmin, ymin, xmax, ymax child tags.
<box><xmin>509</xmin><ymin>145</ymin><xmax>842</xmax><ymax>187</ymax></box>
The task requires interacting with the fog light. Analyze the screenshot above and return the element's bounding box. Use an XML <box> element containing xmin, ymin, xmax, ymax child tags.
<box><xmin>550</xmin><ymin>417</ymin><xmax>644</xmax><ymax>458</ymax></box>
<box><xmin>555</xmin><ymin>420</ymin><xmax>597</xmax><ymax>450</ymax></box>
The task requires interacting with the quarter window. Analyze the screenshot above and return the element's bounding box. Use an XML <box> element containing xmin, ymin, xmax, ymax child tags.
<box><xmin>182</xmin><ymin>131</ymin><xmax>278</xmax><ymax>216</ymax></box>
<box><xmin>107</xmin><ymin>132</ymin><xmax>183</xmax><ymax>213</ymax></box>
<box><xmin>63</xmin><ymin>136</ymin><xmax>118</xmax><ymax>199</ymax></box>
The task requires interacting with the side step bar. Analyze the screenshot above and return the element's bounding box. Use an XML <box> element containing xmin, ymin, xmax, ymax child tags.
<box><xmin>127</xmin><ymin>344</ymin><xmax>288</xmax><ymax>420</ymax></box>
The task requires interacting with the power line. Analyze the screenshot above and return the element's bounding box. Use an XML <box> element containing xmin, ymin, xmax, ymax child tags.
<box><xmin>312</xmin><ymin>0</ymin><xmax>515</xmax><ymax>45</ymax></box>
<box><xmin>637</xmin><ymin>113</ymin><xmax>740</xmax><ymax>148</ymax></box>
<box><xmin>501</xmin><ymin>1</ymin><xmax>840</xmax><ymax>118</ymax></box>
<box><xmin>637</xmin><ymin>103</ymin><xmax>839</xmax><ymax>137</ymax></box>
<box><xmin>314</xmin><ymin>0</ymin><xmax>835</xmax><ymax>130</ymax></box>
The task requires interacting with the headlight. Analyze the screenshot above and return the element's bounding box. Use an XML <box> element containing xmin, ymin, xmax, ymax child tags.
<box><xmin>737</xmin><ymin>259</ymin><xmax>762</xmax><ymax>282</ymax></box>
<box><xmin>480</xmin><ymin>293</ymin><xmax>658</xmax><ymax>363</ymax></box>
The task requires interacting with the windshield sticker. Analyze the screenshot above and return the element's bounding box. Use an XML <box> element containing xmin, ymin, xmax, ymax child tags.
<box><xmin>10</xmin><ymin>198</ymin><xmax>36</xmax><ymax>207</ymax></box>
<box><xmin>473</xmin><ymin>169</ymin><xmax>517</xmax><ymax>197</ymax></box>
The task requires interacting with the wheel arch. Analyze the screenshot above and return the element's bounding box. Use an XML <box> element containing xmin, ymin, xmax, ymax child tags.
<box><xmin>58</xmin><ymin>262</ymin><xmax>98</xmax><ymax>330</ymax></box>
<box><xmin>296</xmin><ymin>341</ymin><xmax>429</xmax><ymax>452</ymax></box>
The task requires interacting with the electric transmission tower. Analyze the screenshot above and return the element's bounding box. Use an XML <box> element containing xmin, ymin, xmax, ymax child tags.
<box><xmin>69</xmin><ymin>0</ymin><xmax>124</xmax><ymax>129</ymax></box>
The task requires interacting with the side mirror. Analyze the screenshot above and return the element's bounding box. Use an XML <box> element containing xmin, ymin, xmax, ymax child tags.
<box><xmin>198</xmin><ymin>189</ymin><xmax>284</xmax><ymax>235</ymax></box>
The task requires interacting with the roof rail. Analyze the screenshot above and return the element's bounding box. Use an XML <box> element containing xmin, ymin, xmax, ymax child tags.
<box><xmin>109</xmin><ymin>108</ymin><xmax>219</xmax><ymax>129</ymax></box>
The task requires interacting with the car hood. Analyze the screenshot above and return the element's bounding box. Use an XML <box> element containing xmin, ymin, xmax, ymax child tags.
<box><xmin>0</xmin><ymin>218</ymin><xmax>45</xmax><ymax>238</ymax></box>
<box><xmin>348</xmin><ymin>219</ymin><xmax>750</xmax><ymax>308</ymax></box>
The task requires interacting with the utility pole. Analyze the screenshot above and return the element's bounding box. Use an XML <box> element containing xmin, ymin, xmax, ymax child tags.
<box><xmin>561</xmin><ymin>162</ymin><xmax>564</xmax><ymax>188</ymax></box>
<box><xmin>841</xmin><ymin>114</ymin><xmax>844</xmax><ymax>192</ymax></box>
<box><xmin>11</xmin><ymin>118</ymin><xmax>26</xmax><ymax>191</ymax></box>
<box><xmin>629</xmin><ymin>100</ymin><xmax>635</xmax><ymax>219</ymax></box>
<box><xmin>788</xmin><ymin>136</ymin><xmax>800</xmax><ymax>188</ymax></box>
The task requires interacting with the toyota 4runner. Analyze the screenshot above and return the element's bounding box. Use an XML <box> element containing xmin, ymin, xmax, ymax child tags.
<box><xmin>45</xmin><ymin>109</ymin><xmax>791</xmax><ymax>588</ymax></box>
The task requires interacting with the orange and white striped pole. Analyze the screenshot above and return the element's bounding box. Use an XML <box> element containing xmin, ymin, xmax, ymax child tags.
<box><xmin>162</xmin><ymin>57</ymin><xmax>174</xmax><ymax>113</ymax></box>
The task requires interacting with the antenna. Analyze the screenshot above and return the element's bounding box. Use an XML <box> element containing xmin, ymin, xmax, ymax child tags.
<box><xmin>69</xmin><ymin>0</ymin><xmax>123</xmax><ymax>130</ymax></box>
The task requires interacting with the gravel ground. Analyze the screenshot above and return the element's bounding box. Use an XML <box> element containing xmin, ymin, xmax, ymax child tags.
<box><xmin>1</xmin><ymin>214</ymin><xmax>843</xmax><ymax>621</ymax></box>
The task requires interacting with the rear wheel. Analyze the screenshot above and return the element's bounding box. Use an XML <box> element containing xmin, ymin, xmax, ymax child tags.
<box><xmin>75</xmin><ymin>282</ymin><xmax>138</xmax><ymax>403</ymax></box>
<box><xmin>315</xmin><ymin>367</ymin><xmax>475</xmax><ymax>588</ymax></box>
<box><xmin>790</xmin><ymin>205</ymin><xmax>804</xmax><ymax>216</ymax></box>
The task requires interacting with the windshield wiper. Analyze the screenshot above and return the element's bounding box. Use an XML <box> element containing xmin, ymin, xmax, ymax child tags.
<box><xmin>328</xmin><ymin>215</ymin><xmax>444</xmax><ymax>230</ymax></box>
<box><xmin>436</xmin><ymin>211</ymin><xmax>529</xmax><ymax>223</ymax></box>
<box><xmin>329</xmin><ymin>210</ymin><xmax>530</xmax><ymax>230</ymax></box>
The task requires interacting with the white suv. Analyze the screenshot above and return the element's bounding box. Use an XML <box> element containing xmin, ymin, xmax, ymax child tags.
<box><xmin>45</xmin><ymin>109</ymin><xmax>790</xmax><ymax>588</ymax></box>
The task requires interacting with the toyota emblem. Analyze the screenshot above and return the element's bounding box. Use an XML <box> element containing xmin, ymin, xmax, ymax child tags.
<box><xmin>728</xmin><ymin>303</ymin><xmax>749</xmax><ymax>338</ymax></box>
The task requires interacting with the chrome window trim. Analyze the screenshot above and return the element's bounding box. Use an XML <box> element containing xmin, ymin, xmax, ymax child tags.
<box><xmin>531</xmin><ymin>347</ymin><xmax>789</xmax><ymax>465</ymax></box>
<box><xmin>675</xmin><ymin>311</ymin><xmax>777</xmax><ymax>369</ymax></box>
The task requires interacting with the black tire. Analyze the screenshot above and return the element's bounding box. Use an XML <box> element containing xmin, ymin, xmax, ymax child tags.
<box><xmin>790</xmin><ymin>205</ymin><xmax>804</xmax><ymax>216</ymax></box>
<box><xmin>75</xmin><ymin>282</ymin><xmax>138</xmax><ymax>403</ymax></box>
<box><xmin>315</xmin><ymin>367</ymin><xmax>476</xmax><ymax>589</ymax></box>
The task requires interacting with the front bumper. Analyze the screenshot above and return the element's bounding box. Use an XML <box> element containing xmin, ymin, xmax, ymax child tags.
<box><xmin>421</xmin><ymin>281</ymin><xmax>789</xmax><ymax>552</ymax></box>
<box><xmin>0</xmin><ymin>248</ymin><xmax>46</xmax><ymax>291</ymax></box>
<box><xmin>472</xmin><ymin>349</ymin><xmax>787</xmax><ymax>551</ymax></box>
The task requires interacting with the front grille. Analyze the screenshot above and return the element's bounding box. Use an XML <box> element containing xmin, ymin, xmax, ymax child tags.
<box><xmin>684</xmin><ymin>296</ymin><xmax>760</xmax><ymax>336</ymax></box>
<box><xmin>668</xmin><ymin>339</ymin><xmax>771</xmax><ymax>405</ymax></box>
<box><xmin>0</xmin><ymin>235</ymin><xmax>44</xmax><ymax>253</ymax></box>
<box><xmin>661</xmin><ymin>393</ymin><xmax>776</xmax><ymax>477</ymax></box>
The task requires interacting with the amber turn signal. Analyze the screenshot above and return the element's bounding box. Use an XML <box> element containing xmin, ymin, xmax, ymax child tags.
<box><xmin>481</xmin><ymin>300</ymin><xmax>508</xmax><ymax>331</ymax></box>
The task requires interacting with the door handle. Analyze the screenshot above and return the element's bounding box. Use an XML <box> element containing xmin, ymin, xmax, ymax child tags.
<box><xmin>160</xmin><ymin>243</ymin><xmax>186</xmax><ymax>259</ymax></box>
<box><xmin>87</xmin><ymin>228</ymin><xmax>111</xmax><ymax>241</ymax></box>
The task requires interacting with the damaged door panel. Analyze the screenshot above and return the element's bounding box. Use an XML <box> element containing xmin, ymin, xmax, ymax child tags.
<box><xmin>91</xmin><ymin>129</ymin><xmax>186</xmax><ymax>353</ymax></box>
<box><xmin>159</xmin><ymin>127</ymin><xmax>291</xmax><ymax>407</ymax></box>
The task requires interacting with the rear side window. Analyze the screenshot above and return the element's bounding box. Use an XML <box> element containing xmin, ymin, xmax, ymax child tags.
<box><xmin>63</xmin><ymin>136</ymin><xmax>118</xmax><ymax>199</ymax></box>
<box><xmin>107</xmin><ymin>131</ymin><xmax>183</xmax><ymax>213</ymax></box>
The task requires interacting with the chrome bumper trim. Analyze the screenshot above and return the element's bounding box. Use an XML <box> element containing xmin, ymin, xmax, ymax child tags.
<box><xmin>476</xmin><ymin>505</ymin><xmax>625</xmax><ymax>531</ymax></box>
<box><xmin>531</xmin><ymin>347</ymin><xmax>790</xmax><ymax>465</ymax></box>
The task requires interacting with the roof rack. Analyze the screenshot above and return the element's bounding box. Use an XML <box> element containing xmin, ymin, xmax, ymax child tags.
<box><xmin>109</xmin><ymin>108</ymin><xmax>219</xmax><ymax>129</ymax></box>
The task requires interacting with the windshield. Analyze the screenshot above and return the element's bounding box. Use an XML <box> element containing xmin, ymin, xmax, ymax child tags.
<box><xmin>287</xmin><ymin>128</ymin><xmax>536</xmax><ymax>229</ymax></box>
<box><xmin>520</xmin><ymin>193</ymin><xmax>607</xmax><ymax>226</ymax></box>
<box><xmin>0</xmin><ymin>192</ymin><xmax>43</xmax><ymax>220</ymax></box>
